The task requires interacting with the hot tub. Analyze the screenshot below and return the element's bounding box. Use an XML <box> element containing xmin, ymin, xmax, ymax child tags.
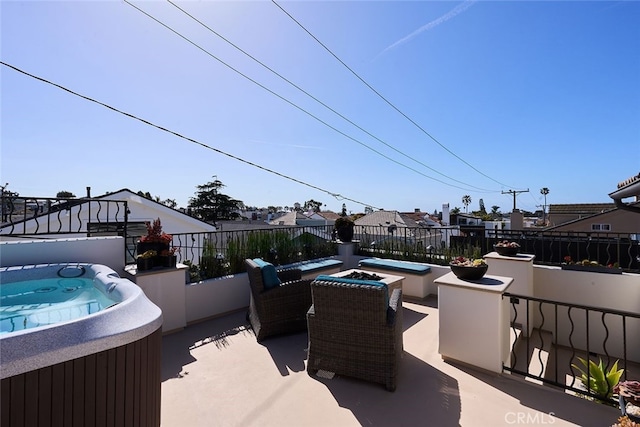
<box><xmin>0</xmin><ymin>263</ymin><xmax>163</xmax><ymax>426</ymax></box>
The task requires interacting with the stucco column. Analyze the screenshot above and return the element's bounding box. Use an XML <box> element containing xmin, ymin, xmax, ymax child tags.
<box><xmin>435</xmin><ymin>272</ymin><xmax>513</xmax><ymax>373</ymax></box>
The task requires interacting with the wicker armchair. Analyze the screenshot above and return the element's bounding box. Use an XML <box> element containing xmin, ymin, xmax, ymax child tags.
<box><xmin>245</xmin><ymin>259</ymin><xmax>313</xmax><ymax>342</ymax></box>
<box><xmin>306</xmin><ymin>278</ymin><xmax>403</xmax><ymax>391</ymax></box>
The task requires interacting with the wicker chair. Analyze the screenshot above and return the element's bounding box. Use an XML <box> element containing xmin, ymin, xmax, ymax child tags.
<box><xmin>306</xmin><ymin>278</ymin><xmax>403</xmax><ymax>391</ymax></box>
<box><xmin>245</xmin><ymin>258</ymin><xmax>313</xmax><ymax>342</ymax></box>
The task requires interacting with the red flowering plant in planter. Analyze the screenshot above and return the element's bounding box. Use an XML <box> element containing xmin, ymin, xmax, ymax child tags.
<box><xmin>139</xmin><ymin>218</ymin><xmax>172</xmax><ymax>244</ymax></box>
<box><xmin>137</xmin><ymin>218</ymin><xmax>173</xmax><ymax>261</ymax></box>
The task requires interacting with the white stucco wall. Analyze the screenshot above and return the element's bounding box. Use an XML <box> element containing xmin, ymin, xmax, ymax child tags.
<box><xmin>0</xmin><ymin>237</ymin><xmax>125</xmax><ymax>273</ymax></box>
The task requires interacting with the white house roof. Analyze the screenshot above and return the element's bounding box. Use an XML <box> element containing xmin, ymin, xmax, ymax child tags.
<box><xmin>0</xmin><ymin>188</ymin><xmax>215</xmax><ymax>236</ymax></box>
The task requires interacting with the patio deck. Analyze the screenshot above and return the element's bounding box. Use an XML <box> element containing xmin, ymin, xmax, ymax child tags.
<box><xmin>160</xmin><ymin>297</ymin><xmax>621</xmax><ymax>427</ymax></box>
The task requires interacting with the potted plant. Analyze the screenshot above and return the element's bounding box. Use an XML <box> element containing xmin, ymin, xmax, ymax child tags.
<box><xmin>493</xmin><ymin>240</ymin><xmax>521</xmax><ymax>256</ymax></box>
<box><xmin>561</xmin><ymin>256</ymin><xmax>622</xmax><ymax>274</ymax></box>
<box><xmin>136</xmin><ymin>250</ymin><xmax>157</xmax><ymax>271</ymax></box>
<box><xmin>158</xmin><ymin>247</ymin><xmax>179</xmax><ymax>268</ymax></box>
<box><xmin>449</xmin><ymin>256</ymin><xmax>488</xmax><ymax>280</ymax></box>
<box><xmin>137</xmin><ymin>218</ymin><xmax>172</xmax><ymax>256</ymax></box>
<box><xmin>334</xmin><ymin>216</ymin><xmax>355</xmax><ymax>242</ymax></box>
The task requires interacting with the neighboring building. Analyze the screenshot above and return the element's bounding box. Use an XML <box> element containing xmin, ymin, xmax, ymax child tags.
<box><xmin>546</xmin><ymin>172</ymin><xmax>640</xmax><ymax>235</ymax></box>
<box><xmin>547</xmin><ymin>203</ymin><xmax>617</xmax><ymax>227</ymax></box>
<box><xmin>609</xmin><ymin>172</ymin><xmax>640</xmax><ymax>214</ymax></box>
<box><xmin>546</xmin><ymin>202</ymin><xmax>640</xmax><ymax>234</ymax></box>
<box><xmin>316</xmin><ymin>211</ymin><xmax>341</xmax><ymax>223</ymax></box>
<box><xmin>401</xmin><ymin>209</ymin><xmax>442</xmax><ymax>227</ymax></box>
<box><xmin>354</xmin><ymin>210</ymin><xmax>421</xmax><ymax>246</ymax></box>
<box><xmin>449</xmin><ymin>212</ymin><xmax>484</xmax><ymax>226</ymax></box>
<box><xmin>354</xmin><ymin>210</ymin><xmax>420</xmax><ymax>229</ymax></box>
<box><xmin>267</xmin><ymin>211</ymin><xmax>312</xmax><ymax>226</ymax></box>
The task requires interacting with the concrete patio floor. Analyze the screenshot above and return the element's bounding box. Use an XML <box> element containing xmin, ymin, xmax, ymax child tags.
<box><xmin>160</xmin><ymin>297</ymin><xmax>621</xmax><ymax>427</ymax></box>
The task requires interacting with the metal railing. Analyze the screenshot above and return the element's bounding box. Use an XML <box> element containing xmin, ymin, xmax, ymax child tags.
<box><xmin>1</xmin><ymin>195</ymin><xmax>129</xmax><ymax>263</ymax></box>
<box><xmin>502</xmin><ymin>292</ymin><xmax>640</xmax><ymax>404</ymax></box>
<box><xmin>354</xmin><ymin>225</ymin><xmax>639</xmax><ymax>272</ymax></box>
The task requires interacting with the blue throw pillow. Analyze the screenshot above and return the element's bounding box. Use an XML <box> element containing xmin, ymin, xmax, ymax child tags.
<box><xmin>253</xmin><ymin>258</ymin><xmax>281</xmax><ymax>290</ymax></box>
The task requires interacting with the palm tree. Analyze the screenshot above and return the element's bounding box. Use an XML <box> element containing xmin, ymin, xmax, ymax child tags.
<box><xmin>491</xmin><ymin>205</ymin><xmax>501</xmax><ymax>219</ymax></box>
<box><xmin>462</xmin><ymin>195</ymin><xmax>472</xmax><ymax>213</ymax></box>
<box><xmin>540</xmin><ymin>187</ymin><xmax>550</xmax><ymax>225</ymax></box>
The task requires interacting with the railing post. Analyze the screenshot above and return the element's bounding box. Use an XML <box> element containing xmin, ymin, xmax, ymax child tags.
<box><xmin>484</xmin><ymin>251</ymin><xmax>536</xmax><ymax>336</ymax></box>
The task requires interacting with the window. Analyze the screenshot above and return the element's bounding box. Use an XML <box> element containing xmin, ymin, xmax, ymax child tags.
<box><xmin>591</xmin><ymin>223</ymin><xmax>611</xmax><ymax>231</ymax></box>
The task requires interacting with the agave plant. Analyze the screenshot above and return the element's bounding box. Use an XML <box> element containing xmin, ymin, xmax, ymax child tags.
<box><xmin>572</xmin><ymin>356</ymin><xmax>624</xmax><ymax>401</ymax></box>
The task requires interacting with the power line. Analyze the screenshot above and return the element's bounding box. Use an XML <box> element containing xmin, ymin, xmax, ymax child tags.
<box><xmin>165</xmin><ymin>0</ymin><xmax>495</xmax><ymax>193</ymax></box>
<box><xmin>123</xmin><ymin>0</ymin><xmax>493</xmax><ymax>193</ymax></box>
<box><xmin>0</xmin><ymin>61</ymin><xmax>381</xmax><ymax>210</ymax></box>
<box><xmin>271</xmin><ymin>0</ymin><xmax>517</xmax><ymax>190</ymax></box>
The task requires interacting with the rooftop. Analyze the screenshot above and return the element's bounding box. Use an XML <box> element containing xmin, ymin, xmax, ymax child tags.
<box><xmin>160</xmin><ymin>297</ymin><xmax>621</xmax><ymax>427</ymax></box>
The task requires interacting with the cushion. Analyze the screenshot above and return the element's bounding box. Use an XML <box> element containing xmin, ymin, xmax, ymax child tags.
<box><xmin>253</xmin><ymin>258</ymin><xmax>281</xmax><ymax>290</ymax></box>
<box><xmin>314</xmin><ymin>274</ymin><xmax>389</xmax><ymax>306</ymax></box>
<box><xmin>314</xmin><ymin>274</ymin><xmax>387</xmax><ymax>288</ymax></box>
<box><xmin>359</xmin><ymin>258</ymin><xmax>431</xmax><ymax>275</ymax></box>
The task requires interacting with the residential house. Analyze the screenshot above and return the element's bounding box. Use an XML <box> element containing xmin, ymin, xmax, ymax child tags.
<box><xmin>546</xmin><ymin>202</ymin><xmax>640</xmax><ymax>235</ymax></box>
<box><xmin>547</xmin><ymin>203</ymin><xmax>617</xmax><ymax>228</ymax></box>
<box><xmin>400</xmin><ymin>209</ymin><xmax>442</xmax><ymax>227</ymax></box>
<box><xmin>0</xmin><ymin>188</ymin><xmax>216</xmax><ymax>241</ymax></box>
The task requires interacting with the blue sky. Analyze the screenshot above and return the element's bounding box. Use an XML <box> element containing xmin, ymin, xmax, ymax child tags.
<box><xmin>2</xmin><ymin>0</ymin><xmax>639</xmax><ymax>215</ymax></box>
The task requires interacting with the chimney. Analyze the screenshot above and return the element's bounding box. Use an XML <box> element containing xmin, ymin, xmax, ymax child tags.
<box><xmin>414</xmin><ymin>208</ymin><xmax>420</xmax><ymax>213</ymax></box>
<box><xmin>86</xmin><ymin>187</ymin><xmax>91</xmax><ymax>198</ymax></box>
<box><xmin>442</xmin><ymin>203</ymin><xmax>450</xmax><ymax>226</ymax></box>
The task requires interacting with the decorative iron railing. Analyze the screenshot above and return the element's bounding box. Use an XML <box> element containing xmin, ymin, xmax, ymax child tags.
<box><xmin>354</xmin><ymin>225</ymin><xmax>639</xmax><ymax>272</ymax></box>
<box><xmin>0</xmin><ymin>195</ymin><xmax>129</xmax><ymax>263</ymax></box>
<box><xmin>503</xmin><ymin>292</ymin><xmax>640</xmax><ymax>404</ymax></box>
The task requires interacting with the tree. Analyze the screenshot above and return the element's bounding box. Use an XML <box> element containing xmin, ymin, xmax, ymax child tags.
<box><xmin>303</xmin><ymin>199</ymin><xmax>323</xmax><ymax>213</ymax></box>
<box><xmin>56</xmin><ymin>191</ymin><xmax>76</xmax><ymax>198</ymax></box>
<box><xmin>462</xmin><ymin>195</ymin><xmax>471</xmax><ymax>213</ymax></box>
<box><xmin>478</xmin><ymin>198</ymin><xmax>486</xmax><ymax>215</ymax></box>
<box><xmin>136</xmin><ymin>190</ymin><xmax>154</xmax><ymax>200</ymax></box>
<box><xmin>341</xmin><ymin>203</ymin><xmax>347</xmax><ymax>216</ymax></box>
<box><xmin>491</xmin><ymin>205</ymin><xmax>501</xmax><ymax>219</ymax></box>
<box><xmin>1</xmin><ymin>183</ymin><xmax>18</xmax><ymax>222</ymax></box>
<box><xmin>188</xmin><ymin>177</ymin><xmax>243</xmax><ymax>223</ymax></box>
<box><xmin>162</xmin><ymin>199</ymin><xmax>177</xmax><ymax>209</ymax></box>
<box><xmin>540</xmin><ymin>187</ymin><xmax>550</xmax><ymax>225</ymax></box>
<box><xmin>450</xmin><ymin>206</ymin><xmax>461</xmax><ymax>215</ymax></box>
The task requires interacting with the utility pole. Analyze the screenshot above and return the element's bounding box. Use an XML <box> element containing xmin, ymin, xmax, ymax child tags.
<box><xmin>502</xmin><ymin>189</ymin><xmax>529</xmax><ymax>212</ymax></box>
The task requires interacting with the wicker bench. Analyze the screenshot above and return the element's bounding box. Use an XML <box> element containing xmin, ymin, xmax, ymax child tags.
<box><xmin>358</xmin><ymin>258</ymin><xmax>432</xmax><ymax>298</ymax></box>
<box><xmin>278</xmin><ymin>258</ymin><xmax>344</xmax><ymax>280</ymax></box>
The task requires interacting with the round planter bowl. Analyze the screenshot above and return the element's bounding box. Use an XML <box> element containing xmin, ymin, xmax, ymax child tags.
<box><xmin>450</xmin><ymin>263</ymin><xmax>488</xmax><ymax>280</ymax></box>
<box><xmin>493</xmin><ymin>245</ymin><xmax>520</xmax><ymax>256</ymax></box>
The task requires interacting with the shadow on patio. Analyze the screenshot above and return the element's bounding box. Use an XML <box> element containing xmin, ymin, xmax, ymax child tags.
<box><xmin>160</xmin><ymin>301</ymin><xmax>620</xmax><ymax>427</ymax></box>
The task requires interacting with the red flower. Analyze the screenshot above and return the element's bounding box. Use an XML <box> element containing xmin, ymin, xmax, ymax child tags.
<box><xmin>139</xmin><ymin>218</ymin><xmax>172</xmax><ymax>244</ymax></box>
